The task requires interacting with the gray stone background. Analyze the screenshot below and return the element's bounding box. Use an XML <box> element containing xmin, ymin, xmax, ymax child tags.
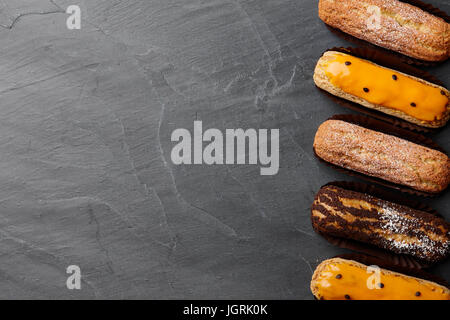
<box><xmin>0</xmin><ymin>0</ymin><xmax>448</xmax><ymax>299</ymax></box>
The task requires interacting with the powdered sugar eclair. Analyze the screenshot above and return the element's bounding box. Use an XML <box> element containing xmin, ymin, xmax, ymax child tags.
<box><xmin>318</xmin><ymin>0</ymin><xmax>450</xmax><ymax>62</ymax></box>
<box><xmin>313</xmin><ymin>119</ymin><xmax>450</xmax><ymax>193</ymax></box>
<box><xmin>311</xmin><ymin>185</ymin><xmax>450</xmax><ymax>263</ymax></box>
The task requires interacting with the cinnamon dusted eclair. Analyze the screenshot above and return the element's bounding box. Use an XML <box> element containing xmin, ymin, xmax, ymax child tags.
<box><xmin>311</xmin><ymin>185</ymin><xmax>450</xmax><ymax>263</ymax></box>
<box><xmin>314</xmin><ymin>51</ymin><xmax>450</xmax><ymax>128</ymax></box>
<box><xmin>318</xmin><ymin>0</ymin><xmax>450</xmax><ymax>62</ymax></box>
<box><xmin>311</xmin><ymin>258</ymin><xmax>450</xmax><ymax>300</ymax></box>
<box><xmin>313</xmin><ymin>120</ymin><xmax>450</xmax><ymax>193</ymax></box>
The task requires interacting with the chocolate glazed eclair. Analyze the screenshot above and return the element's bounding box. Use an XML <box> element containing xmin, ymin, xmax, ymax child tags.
<box><xmin>311</xmin><ymin>185</ymin><xmax>450</xmax><ymax>264</ymax></box>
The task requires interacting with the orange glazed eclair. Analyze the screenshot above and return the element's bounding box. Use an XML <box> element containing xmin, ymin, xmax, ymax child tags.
<box><xmin>311</xmin><ymin>258</ymin><xmax>450</xmax><ymax>300</ymax></box>
<box><xmin>314</xmin><ymin>51</ymin><xmax>450</xmax><ymax>128</ymax></box>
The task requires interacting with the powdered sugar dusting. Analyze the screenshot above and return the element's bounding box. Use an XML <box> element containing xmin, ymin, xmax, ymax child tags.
<box><xmin>378</xmin><ymin>201</ymin><xmax>449</xmax><ymax>260</ymax></box>
<box><xmin>314</xmin><ymin>120</ymin><xmax>448</xmax><ymax>193</ymax></box>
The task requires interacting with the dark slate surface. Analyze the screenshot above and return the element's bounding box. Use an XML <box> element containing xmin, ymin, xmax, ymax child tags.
<box><xmin>0</xmin><ymin>0</ymin><xmax>448</xmax><ymax>299</ymax></box>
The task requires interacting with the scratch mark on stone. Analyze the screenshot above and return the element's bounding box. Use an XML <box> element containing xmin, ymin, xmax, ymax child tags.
<box><xmin>42</xmin><ymin>196</ymin><xmax>172</xmax><ymax>250</ymax></box>
<box><xmin>0</xmin><ymin>63</ymin><xmax>100</xmax><ymax>95</ymax></box>
<box><xmin>230</xmin><ymin>0</ymin><xmax>275</xmax><ymax>58</ymax></box>
<box><xmin>299</xmin><ymin>253</ymin><xmax>313</xmax><ymax>275</ymax></box>
<box><xmin>284</xmin><ymin>127</ymin><xmax>316</xmax><ymax>165</ymax></box>
<box><xmin>295</xmin><ymin>227</ymin><xmax>315</xmax><ymax>238</ymax></box>
<box><xmin>147</xmin><ymin>186</ymin><xmax>177</xmax><ymax>249</ymax></box>
<box><xmin>87</xmin><ymin>204</ymin><xmax>115</xmax><ymax>274</ymax></box>
<box><xmin>272</xmin><ymin>64</ymin><xmax>297</xmax><ymax>94</ymax></box>
<box><xmin>0</xmin><ymin>228</ymin><xmax>101</xmax><ymax>297</ymax></box>
<box><xmin>189</xmin><ymin>203</ymin><xmax>238</xmax><ymax>238</ymax></box>
<box><xmin>0</xmin><ymin>7</ymin><xmax>65</xmax><ymax>30</ymax></box>
<box><xmin>226</xmin><ymin>167</ymin><xmax>267</xmax><ymax>219</ymax></box>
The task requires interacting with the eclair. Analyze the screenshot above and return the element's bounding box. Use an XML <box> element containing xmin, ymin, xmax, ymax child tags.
<box><xmin>311</xmin><ymin>185</ymin><xmax>450</xmax><ymax>263</ymax></box>
<box><xmin>318</xmin><ymin>0</ymin><xmax>450</xmax><ymax>62</ymax></box>
<box><xmin>311</xmin><ymin>257</ymin><xmax>450</xmax><ymax>300</ymax></box>
<box><xmin>314</xmin><ymin>51</ymin><xmax>450</xmax><ymax>128</ymax></box>
<box><xmin>313</xmin><ymin>119</ymin><xmax>450</xmax><ymax>193</ymax></box>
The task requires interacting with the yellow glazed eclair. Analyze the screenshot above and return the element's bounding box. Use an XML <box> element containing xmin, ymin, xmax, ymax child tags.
<box><xmin>314</xmin><ymin>51</ymin><xmax>450</xmax><ymax>128</ymax></box>
<box><xmin>311</xmin><ymin>258</ymin><xmax>450</xmax><ymax>300</ymax></box>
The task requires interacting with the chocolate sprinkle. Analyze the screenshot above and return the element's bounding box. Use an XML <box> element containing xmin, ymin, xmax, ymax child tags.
<box><xmin>415</xmin><ymin>291</ymin><xmax>421</xmax><ymax>297</ymax></box>
<box><xmin>345</xmin><ymin>294</ymin><xmax>351</xmax><ymax>300</ymax></box>
<box><xmin>345</xmin><ymin>61</ymin><xmax>352</xmax><ymax>66</ymax></box>
<box><xmin>411</xmin><ymin>102</ymin><xmax>417</xmax><ymax>107</ymax></box>
<box><xmin>442</xmin><ymin>90</ymin><xmax>446</xmax><ymax>96</ymax></box>
<box><xmin>392</xmin><ymin>75</ymin><xmax>398</xmax><ymax>81</ymax></box>
<box><xmin>336</xmin><ymin>274</ymin><xmax>342</xmax><ymax>279</ymax></box>
<box><xmin>363</xmin><ymin>88</ymin><xmax>369</xmax><ymax>93</ymax></box>
<box><xmin>378</xmin><ymin>283</ymin><xmax>384</xmax><ymax>288</ymax></box>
